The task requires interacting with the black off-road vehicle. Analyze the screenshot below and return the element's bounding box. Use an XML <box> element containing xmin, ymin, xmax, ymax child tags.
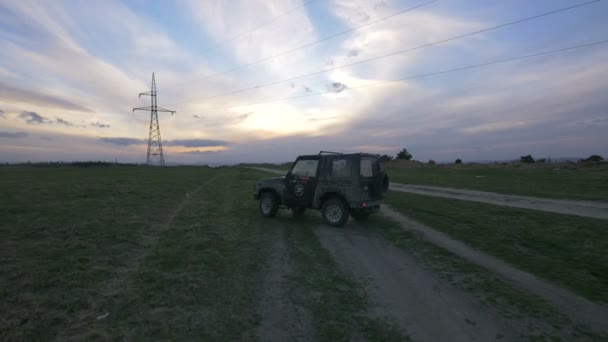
<box><xmin>253</xmin><ymin>151</ymin><xmax>389</xmax><ymax>227</ymax></box>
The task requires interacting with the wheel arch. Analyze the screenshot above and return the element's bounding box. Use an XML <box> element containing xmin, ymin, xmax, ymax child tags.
<box><xmin>319</xmin><ymin>191</ymin><xmax>349</xmax><ymax>209</ymax></box>
<box><xmin>258</xmin><ymin>187</ymin><xmax>282</xmax><ymax>205</ymax></box>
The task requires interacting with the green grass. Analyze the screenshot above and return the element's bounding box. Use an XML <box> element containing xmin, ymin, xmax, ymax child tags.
<box><xmin>386</xmin><ymin>191</ymin><xmax>608</xmax><ymax>303</ymax></box>
<box><xmin>384</xmin><ymin>163</ymin><xmax>608</xmax><ymax>201</ymax></box>
<box><xmin>0</xmin><ymin>166</ymin><xmax>270</xmax><ymax>340</ymax></box>
<box><xmin>0</xmin><ymin>166</ymin><xmax>406</xmax><ymax>340</ymax></box>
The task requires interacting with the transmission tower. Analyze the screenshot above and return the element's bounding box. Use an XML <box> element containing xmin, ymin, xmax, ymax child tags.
<box><xmin>133</xmin><ymin>73</ymin><xmax>175</xmax><ymax>166</ymax></box>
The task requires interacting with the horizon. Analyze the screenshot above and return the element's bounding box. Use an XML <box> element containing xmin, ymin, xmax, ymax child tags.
<box><xmin>1</xmin><ymin>0</ymin><xmax>607</xmax><ymax>164</ymax></box>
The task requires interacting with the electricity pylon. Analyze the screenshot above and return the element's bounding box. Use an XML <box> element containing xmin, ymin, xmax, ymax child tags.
<box><xmin>133</xmin><ymin>73</ymin><xmax>175</xmax><ymax>166</ymax></box>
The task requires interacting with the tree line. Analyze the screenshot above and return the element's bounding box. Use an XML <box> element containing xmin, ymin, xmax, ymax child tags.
<box><xmin>379</xmin><ymin>148</ymin><xmax>604</xmax><ymax>165</ymax></box>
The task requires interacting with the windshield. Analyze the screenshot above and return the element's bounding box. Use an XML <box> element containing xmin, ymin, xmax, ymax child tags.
<box><xmin>290</xmin><ymin>159</ymin><xmax>319</xmax><ymax>177</ymax></box>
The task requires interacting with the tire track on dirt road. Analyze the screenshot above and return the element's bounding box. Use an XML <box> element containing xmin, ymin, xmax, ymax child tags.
<box><xmin>315</xmin><ymin>226</ymin><xmax>515</xmax><ymax>342</ymax></box>
<box><xmin>254</xmin><ymin>227</ymin><xmax>312</xmax><ymax>342</ymax></box>
<box><xmin>381</xmin><ymin>205</ymin><xmax>608</xmax><ymax>336</ymax></box>
<box><xmin>390</xmin><ymin>184</ymin><xmax>608</xmax><ymax>220</ymax></box>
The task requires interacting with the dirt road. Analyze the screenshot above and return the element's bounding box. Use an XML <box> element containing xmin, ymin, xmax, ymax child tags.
<box><xmin>248</xmin><ymin>167</ymin><xmax>608</xmax><ymax>219</ymax></box>
<box><xmin>248</xmin><ymin>167</ymin><xmax>287</xmax><ymax>176</ymax></box>
<box><xmin>381</xmin><ymin>206</ymin><xmax>608</xmax><ymax>335</ymax></box>
<box><xmin>316</xmin><ymin>226</ymin><xmax>514</xmax><ymax>341</ymax></box>
<box><xmin>390</xmin><ymin>183</ymin><xmax>608</xmax><ymax>219</ymax></box>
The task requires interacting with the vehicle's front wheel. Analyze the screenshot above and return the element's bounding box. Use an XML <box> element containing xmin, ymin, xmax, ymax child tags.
<box><xmin>321</xmin><ymin>198</ymin><xmax>349</xmax><ymax>227</ymax></box>
<box><xmin>259</xmin><ymin>192</ymin><xmax>279</xmax><ymax>218</ymax></box>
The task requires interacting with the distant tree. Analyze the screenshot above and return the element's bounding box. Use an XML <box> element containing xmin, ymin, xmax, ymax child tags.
<box><xmin>428</xmin><ymin>159</ymin><xmax>436</xmax><ymax>165</ymax></box>
<box><xmin>520</xmin><ymin>155</ymin><xmax>535</xmax><ymax>163</ymax></box>
<box><xmin>537</xmin><ymin>158</ymin><xmax>546</xmax><ymax>163</ymax></box>
<box><xmin>378</xmin><ymin>154</ymin><xmax>394</xmax><ymax>163</ymax></box>
<box><xmin>396</xmin><ymin>148</ymin><xmax>413</xmax><ymax>160</ymax></box>
<box><xmin>583</xmin><ymin>154</ymin><xmax>604</xmax><ymax>162</ymax></box>
<box><xmin>454</xmin><ymin>158</ymin><xmax>462</xmax><ymax>164</ymax></box>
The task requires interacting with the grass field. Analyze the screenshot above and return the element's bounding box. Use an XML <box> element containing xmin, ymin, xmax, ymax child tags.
<box><xmin>2</xmin><ymin>165</ymin><xmax>605</xmax><ymax>340</ymax></box>
<box><xmin>386</xmin><ymin>191</ymin><xmax>608</xmax><ymax>303</ymax></box>
<box><xmin>0</xmin><ymin>166</ymin><xmax>406</xmax><ymax>340</ymax></box>
<box><xmin>385</xmin><ymin>162</ymin><xmax>608</xmax><ymax>201</ymax></box>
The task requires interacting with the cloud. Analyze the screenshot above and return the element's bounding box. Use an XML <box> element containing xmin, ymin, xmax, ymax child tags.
<box><xmin>347</xmin><ymin>49</ymin><xmax>360</xmax><ymax>57</ymax></box>
<box><xmin>574</xmin><ymin>116</ymin><xmax>608</xmax><ymax>127</ymax></box>
<box><xmin>328</xmin><ymin>82</ymin><xmax>348</xmax><ymax>93</ymax></box>
<box><xmin>193</xmin><ymin>115</ymin><xmax>201</xmax><ymax>119</ymax></box>
<box><xmin>56</xmin><ymin>118</ymin><xmax>78</xmax><ymax>127</ymax></box>
<box><xmin>19</xmin><ymin>111</ymin><xmax>53</xmax><ymax>125</ymax></box>
<box><xmin>373</xmin><ymin>1</ymin><xmax>387</xmax><ymax>10</ymax></box>
<box><xmin>177</xmin><ymin>150</ymin><xmax>222</xmax><ymax>155</ymax></box>
<box><xmin>308</xmin><ymin>116</ymin><xmax>338</xmax><ymax>122</ymax></box>
<box><xmin>0</xmin><ymin>82</ymin><xmax>92</xmax><ymax>112</ymax></box>
<box><xmin>99</xmin><ymin>137</ymin><xmax>144</xmax><ymax>146</ymax></box>
<box><xmin>0</xmin><ymin>109</ymin><xmax>5</xmax><ymax>117</ymax></box>
<box><xmin>165</xmin><ymin>139</ymin><xmax>228</xmax><ymax>147</ymax></box>
<box><xmin>0</xmin><ymin>131</ymin><xmax>28</xmax><ymax>138</ymax></box>
<box><xmin>91</xmin><ymin>121</ymin><xmax>111</xmax><ymax>128</ymax></box>
<box><xmin>460</xmin><ymin>121</ymin><xmax>527</xmax><ymax>134</ymax></box>
<box><xmin>237</xmin><ymin>112</ymin><xmax>253</xmax><ymax>120</ymax></box>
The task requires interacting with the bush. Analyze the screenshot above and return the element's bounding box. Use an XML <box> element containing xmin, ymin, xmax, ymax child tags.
<box><xmin>582</xmin><ymin>155</ymin><xmax>604</xmax><ymax>162</ymax></box>
<box><xmin>537</xmin><ymin>158</ymin><xmax>546</xmax><ymax>163</ymax></box>
<box><xmin>520</xmin><ymin>155</ymin><xmax>535</xmax><ymax>163</ymax></box>
<box><xmin>396</xmin><ymin>148</ymin><xmax>413</xmax><ymax>160</ymax></box>
<box><xmin>454</xmin><ymin>158</ymin><xmax>462</xmax><ymax>164</ymax></box>
<box><xmin>378</xmin><ymin>154</ymin><xmax>393</xmax><ymax>162</ymax></box>
<box><xmin>428</xmin><ymin>159</ymin><xmax>436</xmax><ymax>165</ymax></box>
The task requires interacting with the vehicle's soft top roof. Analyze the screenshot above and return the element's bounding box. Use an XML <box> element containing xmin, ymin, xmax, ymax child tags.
<box><xmin>296</xmin><ymin>153</ymin><xmax>378</xmax><ymax>159</ymax></box>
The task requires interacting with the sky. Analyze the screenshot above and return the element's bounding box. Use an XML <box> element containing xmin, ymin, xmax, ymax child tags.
<box><xmin>1</xmin><ymin>0</ymin><xmax>607</xmax><ymax>165</ymax></box>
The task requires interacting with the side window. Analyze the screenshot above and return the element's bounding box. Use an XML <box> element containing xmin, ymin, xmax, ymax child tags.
<box><xmin>331</xmin><ymin>159</ymin><xmax>352</xmax><ymax>178</ymax></box>
<box><xmin>291</xmin><ymin>159</ymin><xmax>319</xmax><ymax>177</ymax></box>
<box><xmin>360</xmin><ymin>158</ymin><xmax>373</xmax><ymax>177</ymax></box>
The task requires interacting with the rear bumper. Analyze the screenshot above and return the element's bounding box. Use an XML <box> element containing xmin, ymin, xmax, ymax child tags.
<box><xmin>349</xmin><ymin>200</ymin><xmax>382</xmax><ymax>209</ymax></box>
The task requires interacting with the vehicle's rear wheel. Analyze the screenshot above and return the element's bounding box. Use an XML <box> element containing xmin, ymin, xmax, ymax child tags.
<box><xmin>259</xmin><ymin>192</ymin><xmax>279</xmax><ymax>218</ymax></box>
<box><xmin>321</xmin><ymin>198</ymin><xmax>349</xmax><ymax>227</ymax></box>
<box><xmin>291</xmin><ymin>206</ymin><xmax>306</xmax><ymax>216</ymax></box>
<box><xmin>351</xmin><ymin>210</ymin><xmax>370</xmax><ymax>222</ymax></box>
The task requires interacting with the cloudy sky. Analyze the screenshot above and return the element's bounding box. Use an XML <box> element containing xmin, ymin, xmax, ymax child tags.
<box><xmin>1</xmin><ymin>0</ymin><xmax>607</xmax><ymax>164</ymax></box>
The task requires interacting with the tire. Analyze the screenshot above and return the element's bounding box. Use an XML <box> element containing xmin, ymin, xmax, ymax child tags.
<box><xmin>321</xmin><ymin>198</ymin><xmax>349</xmax><ymax>227</ymax></box>
<box><xmin>382</xmin><ymin>175</ymin><xmax>389</xmax><ymax>193</ymax></box>
<box><xmin>259</xmin><ymin>192</ymin><xmax>279</xmax><ymax>218</ymax></box>
<box><xmin>291</xmin><ymin>206</ymin><xmax>306</xmax><ymax>216</ymax></box>
<box><xmin>351</xmin><ymin>210</ymin><xmax>370</xmax><ymax>222</ymax></box>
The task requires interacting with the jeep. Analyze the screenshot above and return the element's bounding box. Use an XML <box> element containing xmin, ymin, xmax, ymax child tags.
<box><xmin>253</xmin><ymin>151</ymin><xmax>389</xmax><ymax>227</ymax></box>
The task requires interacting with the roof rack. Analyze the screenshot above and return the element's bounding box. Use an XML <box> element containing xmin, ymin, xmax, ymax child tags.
<box><xmin>319</xmin><ymin>150</ymin><xmax>343</xmax><ymax>155</ymax></box>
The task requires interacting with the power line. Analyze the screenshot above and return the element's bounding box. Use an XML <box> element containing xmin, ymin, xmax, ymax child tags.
<box><xmin>167</xmin><ymin>0</ymin><xmax>438</xmax><ymax>107</ymax></box>
<box><xmin>204</xmin><ymin>40</ymin><xmax>608</xmax><ymax>110</ymax></box>
<box><xmin>216</xmin><ymin>0</ymin><xmax>317</xmax><ymax>47</ymax></box>
<box><xmin>201</xmin><ymin>0</ymin><xmax>439</xmax><ymax>80</ymax></box>
<box><xmin>188</xmin><ymin>0</ymin><xmax>600</xmax><ymax>103</ymax></box>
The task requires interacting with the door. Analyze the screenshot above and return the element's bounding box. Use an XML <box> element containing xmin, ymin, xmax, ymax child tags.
<box><xmin>285</xmin><ymin>157</ymin><xmax>319</xmax><ymax>208</ymax></box>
